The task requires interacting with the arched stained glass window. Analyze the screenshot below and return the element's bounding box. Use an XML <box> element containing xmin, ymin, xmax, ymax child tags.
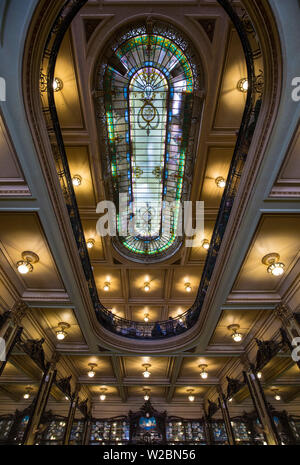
<box><xmin>96</xmin><ymin>21</ymin><xmax>203</xmax><ymax>261</ymax></box>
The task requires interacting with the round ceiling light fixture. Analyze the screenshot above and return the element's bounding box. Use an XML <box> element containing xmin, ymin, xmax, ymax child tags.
<box><xmin>142</xmin><ymin>364</ymin><xmax>151</xmax><ymax>378</ymax></box>
<box><xmin>185</xmin><ymin>282</ymin><xmax>192</xmax><ymax>293</ymax></box>
<box><xmin>17</xmin><ymin>251</ymin><xmax>39</xmax><ymax>275</ymax></box>
<box><xmin>87</xmin><ymin>363</ymin><xmax>97</xmax><ymax>378</ymax></box>
<box><xmin>56</xmin><ymin>322</ymin><xmax>70</xmax><ymax>341</ymax></box>
<box><xmin>262</xmin><ymin>253</ymin><xmax>285</xmax><ymax>277</ymax></box>
<box><xmin>23</xmin><ymin>386</ymin><xmax>33</xmax><ymax>399</ymax></box>
<box><xmin>53</xmin><ymin>77</ymin><xmax>63</xmax><ymax>92</ymax></box>
<box><xmin>187</xmin><ymin>389</ymin><xmax>195</xmax><ymax>402</ymax></box>
<box><xmin>72</xmin><ymin>174</ymin><xmax>82</xmax><ymax>187</ymax></box>
<box><xmin>228</xmin><ymin>324</ymin><xmax>243</xmax><ymax>343</ymax></box>
<box><xmin>143</xmin><ymin>389</ymin><xmax>150</xmax><ymax>401</ymax></box>
<box><xmin>103</xmin><ymin>281</ymin><xmax>111</xmax><ymax>292</ymax></box>
<box><xmin>199</xmin><ymin>364</ymin><xmax>208</xmax><ymax>380</ymax></box>
<box><xmin>86</xmin><ymin>238</ymin><xmax>95</xmax><ymax>249</ymax></box>
<box><xmin>99</xmin><ymin>388</ymin><xmax>107</xmax><ymax>401</ymax></box>
<box><xmin>237</xmin><ymin>78</ymin><xmax>249</xmax><ymax>93</ymax></box>
<box><xmin>215</xmin><ymin>176</ymin><xmax>226</xmax><ymax>188</ymax></box>
<box><xmin>201</xmin><ymin>239</ymin><xmax>210</xmax><ymax>250</ymax></box>
<box><xmin>144</xmin><ymin>281</ymin><xmax>150</xmax><ymax>292</ymax></box>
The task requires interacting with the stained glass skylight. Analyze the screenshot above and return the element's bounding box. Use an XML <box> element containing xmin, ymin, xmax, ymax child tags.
<box><xmin>98</xmin><ymin>21</ymin><xmax>202</xmax><ymax>260</ymax></box>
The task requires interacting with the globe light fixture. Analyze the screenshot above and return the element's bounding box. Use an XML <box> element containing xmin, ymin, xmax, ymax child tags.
<box><xmin>17</xmin><ymin>251</ymin><xmax>39</xmax><ymax>275</ymax></box>
<box><xmin>87</xmin><ymin>363</ymin><xmax>97</xmax><ymax>378</ymax></box>
<box><xmin>72</xmin><ymin>174</ymin><xmax>82</xmax><ymax>187</ymax></box>
<box><xmin>262</xmin><ymin>253</ymin><xmax>285</xmax><ymax>277</ymax></box>
<box><xmin>99</xmin><ymin>388</ymin><xmax>107</xmax><ymax>401</ymax></box>
<box><xmin>23</xmin><ymin>386</ymin><xmax>33</xmax><ymax>399</ymax></box>
<box><xmin>185</xmin><ymin>282</ymin><xmax>192</xmax><ymax>293</ymax></box>
<box><xmin>53</xmin><ymin>77</ymin><xmax>63</xmax><ymax>92</ymax></box>
<box><xmin>228</xmin><ymin>324</ymin><xmax>243</xmax><ymax>343</ymax></box>
<box><xmin>143</xmin><ymin>389</ymin><xmax>150</xmax><ymax>401</ymax></box>
<box><xmin>215</xmin><ymin>176</ymin><xmax>226</xmax><ymax>188</ymax></box>
<box><xmin>199</xmin><ymin>364</ymin><xmax>208</xmax><ymax>380</ymax></box>
<box><xmin>187</xmin><ymin>389</ymin><xmax>195</xmax><ymax>402</ymax></box>
<box><xmin>257</xmin><ymin>371</ymin><xmax>262</xmax><ymax>379</ymax></box>
<box><xmin>144</xmin><ymin>282</ymin><xmax>150</xmax><ymax>292</ymax></box>
<box><xmin>144</xmin><ymin>312</ymin><xmax>149</xmax><ymax>323</ymax></box>
<box><xmin>86</xmin><ymin>238</ymin><xmax>95</xmax><ymax>249</ymax></box>
<box><xmin>237</xmin><ymin>78</ymin><xmax>249</xmax><ymax>93</ymax></box>
<box><xmin>201</xmin><ymin>239</ymin><xmax>210</xmax><ymax>250</ymax></box>
<box><xmin>103</xmin><ymin>281</ymin><xmax>111</xmax><ymax>292</ymax></box>
<box><xmin>272</xmin><ymin>388</ymin><xmax>281</xmax><ymax>401</ymax></box>
<box><xmin>56</xmin><ymin>322</ymin><xmax>70</xmax><ymax>341</ymax></box>
<box><xmin>142</xmin><ymin>364</ymin><xmax>151</xmax><ymax>378</ymax></box>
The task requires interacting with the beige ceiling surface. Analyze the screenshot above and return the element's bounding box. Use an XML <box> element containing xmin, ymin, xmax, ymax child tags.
<box><xmin>233</xmin><ymin>215</ymin><xmax>300</xmax><ymax>291</ymax></box>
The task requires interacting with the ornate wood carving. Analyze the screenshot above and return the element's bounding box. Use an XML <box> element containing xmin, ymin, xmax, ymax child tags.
<box><xmin>254</xmin><ymin>338</ymin><xmax>283</xmax><ymax>372</ymax></box>
<box><xmin>56</xmin><ymin>375</ymin><xmax>72</xmax><ymax>399</ymax></box>
<box><xmin>78</xmin><ymin>398</ymin><xmax>89</xmax><ymax>418</ymax></box>
<box><xmin>20</xmin><ymin>338</ymin><xmax>46</xmax><ymax>372</ymax></box>
<box><xmin>197</xmin><ymin>19</ymin><xmax>216</xmax><ymax>42</ymax></box>
<box><xmin>226</xmin><ymin>376</ymin><xmax>244</xmax><ymax>399</ymax></box>
<box><xmin>207</xmin><ymin>399</ymin><xmax>219</xmax><ymax>418</ymax></box>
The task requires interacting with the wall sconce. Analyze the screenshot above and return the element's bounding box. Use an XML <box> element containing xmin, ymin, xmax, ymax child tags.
<box><xmin>142</xmin><ymin>364</ymin><xmax>151</xmax><ymax>378</ymax></box>
<box><xmin>144</xmin><ymin>282</ymin><xmax>150</xmax><ymax>292</ymax></box>
<box><xmin>17</xmin><ymin>251</ymin><xmax>39</xmax><ymax>275</ymax></box>
<box><xmin>56</xmin><ymin>322</ymin><xmax>70</xmax><ymax>341</ymax></box>
<box><xmin>86</xmin><ymin>238</ymin><xmax>95</xmax><ymax>249</ymax></box>
<box><xmin>87</xmin><ymin>363</ymin><xmax>97</xmax><ymax>378</ymax></box>
<box><xmin>23</xmin><ymin>386</ymin><xmax>33</xmax><ymax>399</ymax></box>
<box><xmin>53</xmin><ymin>77</ymin><xmax>63</xmax><ymax>92</ymax></box>
<box><xmin>201</xmin><ymin>239</ymin><xmax>210</xmax><ymax>250</ymax></box>
<box><xmin>199</xmin><ymin>364</ymin><xmax>208</xmax><ymax>380</ymax></box>
<box><xmin>215</xmin><ymin>176</ymin><xmax>226</xmax><ymax>188</ymax></box>
<box><xmin>262</xmin><ymin>253</ymin><xmax>285</xmax><ymax>277</ymax></box>
<box><xmin>103</xmin><ymin>281</ymin><xmax>111</xmax><ymax>292</ymax></box>
<box><xmin>99</xmin><ymin>388</ymin><xmax>107</xmax><ymax>401</ymax></box>
<box><xmin>187</xmin><ymin>389</ymin><xmax>195</xmax><ymax>402</ymax></box>
<box><xmin>143</xmin><ymin>389</ymin><xmax>150</xmax><ymax>401</ymax></box>
<box><xmin>185</xmin><ymin>282</ymin><xmax>192</xmax><ymax>293</ymax></box>
<box><xmin>228</xmin><ymin>324</ymin><xmax>243</xmax><ymax>342</ymax></box>
<box><xmin>237</xmin><ymin>78</ymin><xmax>249</xmax><ymax>93</ymax></box>
<box><xmin>72</xmin><ymin>174</ymin><xmax>82</xmax><ymax>187</ymax></box>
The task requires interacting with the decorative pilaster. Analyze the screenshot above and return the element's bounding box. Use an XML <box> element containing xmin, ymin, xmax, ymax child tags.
<box><xmin>23</xmin><ymin>351</ymin><xmax>60</xmax><ymax>445</ymax></box>
<box><xmin>217</xmin><ymin>386</ymin><xmax>235</xmax><ymax>445</ymax></box>
<box><xmin>63</xmin><ymin>384</ymin><xmax>81</xmax><ymax>445</ymax></box>
<box><xmin>241</xmin><ymin>354</ymin><xmax>279</xmax><ymax>445</ymax></box>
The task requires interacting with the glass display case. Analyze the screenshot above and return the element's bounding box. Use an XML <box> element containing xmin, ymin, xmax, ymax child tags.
<box><xmin>210</xmin><ymin>420</ymin><xmax>228</xmax><ymax>444</ymax></box>
<box><xmin>289</xmin><ymin>416</ymin><xmax>300</xmax><ymax>444</ymax></box>
<box><xmin>166</xmin><ymin>419</ymin><xmax>206</xmax><ymax>444</ymax></box>
<box><xmin>69</xmin><ymin>419</ymin><xmax>85</xmax><ymax>445</ymax></box>
<box><xmin>37</xmin><ymin>416</ymin><xmax>67</xmax><ymax>445</ymax></box>
<box><xmin>231</xmin><ymin>419</ymin><xmax>253</xmax><ymax>444</ymax></box>
<box><xmin>89</xmin><ymin>418</ymin><xmax>129</xmax><ymax>445</ymax></box>
<box><xmin>0</xmin><ymin>415</ymin><xmax>14</xmax><ymax>444</ymax></box>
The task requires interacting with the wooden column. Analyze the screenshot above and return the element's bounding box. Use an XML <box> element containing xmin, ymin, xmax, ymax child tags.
<box><xmin>63</xmin><ymin>385</ymin><xmax>80</xmax><ymax>445</ymax></box>
<box><xmin>23</xmin><ymin>353</ymin><xmax>59</xmax><ymax>445</ymax></box>
<box><xmin>217</xmin><ymin>386</ymin><xmax>235</xmax><ymax>445</ymax></box>
<box><xmin>242</xmin><ymin>356</ymin><xmax>279</xmax><ymax>445</ymax></box>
